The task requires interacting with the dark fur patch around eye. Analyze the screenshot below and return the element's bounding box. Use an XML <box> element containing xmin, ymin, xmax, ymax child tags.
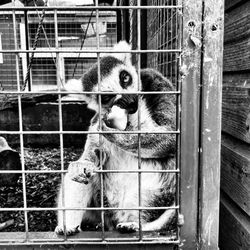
<box><xmin>81</xmin><ymin>56</ymin><xmax>123</xmax><ymax>92</ymax></box>
<box><xmin>101</xmin><ymin>94</ymin><xmax>116</xmax><ymax>105</ymax></box>
<box><xmin>119</xmin><ymin>70</ymin><xmax>132</xmax><ymax>89</ymax></box>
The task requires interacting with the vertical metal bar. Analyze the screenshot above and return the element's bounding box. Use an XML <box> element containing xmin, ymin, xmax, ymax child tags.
<box><xmin>140</xmin><ymin>1</ymin><xmax>147</xmax><ymax>68</ymax></box>
<box><xmin>136</xmin><ymin>0</ymin><xmax>142</xmax><ymax>241</ymax></box>
<box><xmin>12</xmin><ymin>1</ymin><xmax>29</xmax><ymax>241</ymax></box>
<box><xmin>170</xmin><ymin>0</ymin><xmax>173</xmax><ymax>82</ymax></box>
<box><xmin>180</xmin><ymin>0</ymin><xmax>202</xmax><ymax>248</ymax></box>
<box><xmin>163</xmin><ymin>1</ymin><xmax>166</xmax><ymax>76</ymax></box>
<box><xmin>54</xmin><ymin>9</ymin><xmax>66</xmax><ymax>241</ymax></box>
<box><xmin>175</xmin><ymin>3</ymin><xmax>183</xmax><ymax>241</ymax></box>
<box><xmin>95</xmin><ymin>0</ymin><xmax>105</xmax><ymax>241</ymax></box>
<box><xmin>166</xmin><ymin>0</ymin><xmax>169</xmax><ymax>78</ymax></box>
<box><xmin>198</xmin><ymin>1</ymin><xmax>224</xmax><ymax>249</ymax></box>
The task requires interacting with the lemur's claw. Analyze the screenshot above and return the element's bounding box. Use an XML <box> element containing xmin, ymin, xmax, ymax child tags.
<box><xmin>116</xmin><ymin>222</ymin><xmax>139</xmax><ymax>234</ymax></box>
<box><xmin>55</xmin><ymin>225</ymin><xmax>80</xmax><ymax>236</ymax></box>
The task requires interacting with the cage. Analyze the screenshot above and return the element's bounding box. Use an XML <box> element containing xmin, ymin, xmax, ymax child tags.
<box><xmin>0</xmin><ymin>0</ymin><xmax>224</xmax><ymax>249</ymax></box>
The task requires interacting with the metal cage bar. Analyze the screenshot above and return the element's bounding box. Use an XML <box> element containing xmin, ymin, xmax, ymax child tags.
<box><xmin>12</xmin><ymin>4</ymin><xmax>29</xmax><ymax>242</ymax></box>
<box><xmin>136</xmin><ymin>0</ymin><xmax>142</xmax><ymax>240</ymax></box>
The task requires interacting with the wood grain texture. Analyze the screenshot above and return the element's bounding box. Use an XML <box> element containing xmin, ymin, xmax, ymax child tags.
<box><xmin>180</xmin><ymin>0</ymin><xmax>203</xmax><ymax>248</ymax></box>
<box><xmin>223</xmin><ymin>72</ymin><xmax>250</xmax><ymax>87</ymax></box>
<box><xmin>199</xmin><ymin>0</ymin><xmax>224</xmax><ymax>249</ymax></box>
<box><xmin>221</xmin><ymin>134</ymin><xmax>250</xmax><ymax>216</ymax></box>
<box><xmin>225</xmin><ymin>0</ymin><xmax>249</xmax><ymax>11</ymax></box>
<box><xmin>219</xmin><ymin>192</ymin><xmax>250</xmax><ymax>250</ymax></box>
<box><xmin>222</xmin><ymin>85</ymin><xmax>250</xmax><ymax>143</ymax></box>
<box><xmin>223</xmin><ymin>1</ymin><xmax>250</xmax><ymax>72</ymax></box>
<box><xmin>224</xmin><ymin>40</ymin><xmax>250</xmax><ymax>72</ymax></box>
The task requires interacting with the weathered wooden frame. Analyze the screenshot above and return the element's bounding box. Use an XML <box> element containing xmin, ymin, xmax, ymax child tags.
<box><xmin>181</xmin><ymin>0</ymin><xmax>224</xmax><ymax>249</ymax></box>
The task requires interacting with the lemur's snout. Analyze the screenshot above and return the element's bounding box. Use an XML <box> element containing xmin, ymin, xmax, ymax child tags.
<box><xmin>104</xmin><ymin>106</ymin><xmax>128</xmax><ymax>130</ymax></box>
<box><xmin>115</xmin><ymin>94</ymin><xmax>138</xmax><ymax>114</ymax></box>
<box><xmin>104</xmin><ymin>95</ymin><xmax>138</xmax><ymax>130</ymax></box>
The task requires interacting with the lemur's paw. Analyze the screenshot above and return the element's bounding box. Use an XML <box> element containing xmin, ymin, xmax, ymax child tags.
<box><xmin>116</xmin><ymin>222</ymin><xmax>139</xmax><ymax>233</ymax></box>
<box><xmin>68</xmin><ymin>160</ymin><xmax>95</xmax><ymax>184</ymax></box>
<box><xmin>55</xmin><ymin>225</ymin><xmax>80</xmax><ymax>236</ymax></box>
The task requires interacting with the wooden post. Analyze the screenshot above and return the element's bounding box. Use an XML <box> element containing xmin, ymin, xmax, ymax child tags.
<box><xmin>199</xmin><ymin>0</ymin><xmax>224</xmax><ymax>249</ymax></box>
<box><xmin>180</xmin><ymin>0</ymin><xmax>203</xmax><ymax>248</ymax></box>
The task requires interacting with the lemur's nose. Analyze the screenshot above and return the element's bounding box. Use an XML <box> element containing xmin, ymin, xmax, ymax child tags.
<box><xmin>115</xmin><ymin>95</ymin><xmax>138</xmax><ymax>114</ymax></box>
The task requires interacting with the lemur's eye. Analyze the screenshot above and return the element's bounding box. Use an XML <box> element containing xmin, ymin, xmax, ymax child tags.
<box><xmin>119</xmin><ymin>70</ymin><xmax>132</xmax><ymax>88</ymax></box>
<box><xmin>101</xmin><ymin>94</ymin><xmax>116</xmax><ymax>105</ymax></box>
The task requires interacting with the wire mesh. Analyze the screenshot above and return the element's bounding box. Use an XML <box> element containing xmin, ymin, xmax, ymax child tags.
<box><xmin>0</xmin><ymin>0</ymin><xmax>183</xmax><ymax>246</ymax></box>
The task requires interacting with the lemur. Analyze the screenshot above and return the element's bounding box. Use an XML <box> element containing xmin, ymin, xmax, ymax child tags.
<box><xmin>55</xmin><ymin>41</ymin><xmax>176</xmax><ymax>235</ymax></box>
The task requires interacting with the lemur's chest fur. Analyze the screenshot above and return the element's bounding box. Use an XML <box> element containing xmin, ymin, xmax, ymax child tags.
<box><xmin>99</xmin><ymin>137</ymin><xmax>175</xmax><ymax>210</ymax></box>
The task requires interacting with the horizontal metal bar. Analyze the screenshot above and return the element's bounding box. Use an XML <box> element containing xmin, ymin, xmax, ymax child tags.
<box><xmin>0</xmin><ymin>240</ymin><xmax>180</xmax><ymax>246</ymax></box>
<box><xmin>30</xmin><ymin>237</ymin><xmax>178</xmax><ymax>243</ymax></box>
<box><xmin>0</xmin><ymin>6</ymin><xmax>182</xmax><ymax>11</ymax></box>
<box><xmin>0</xmin><ymin>169</ymin><xmax>180</xmax><ymax>174</ymax></box>
<box><xmin>67</xmin><ymin>238</ymin><xmax>180</xmax><ymax>244</ymax></box>
<box><xmin>0</xmin><ymin>49</ymin><xmax>182</xmax><ymax>53</ymax></box>
<box><xmin>0</xmin><ymin>130</ymin><xmax>180</xmax><ymax>135</ymax></box>
<box><xmin>0</xmin><ymin>206</ymin><xmax>179</xmax><ymax>212</ymax></box>
<box><xmin>0</xmin><ymin>91</ymin><xmax>180</xmax><ymax>95</ymax></box>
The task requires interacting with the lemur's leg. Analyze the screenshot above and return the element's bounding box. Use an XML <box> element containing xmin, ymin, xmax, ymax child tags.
<box><xmin>55</xmin><ymin>174</ymin><xmax>94</xmax><ymax>235</ymax></box>
<box><xmin>56</xmin><ymin>123</ymin><xmax>105</xmax><ymax>235</ymax></box>
<box><xmin>114</xmin><ymin>206</ymin><xmax>140</xmax><ymax>233</ymax></box>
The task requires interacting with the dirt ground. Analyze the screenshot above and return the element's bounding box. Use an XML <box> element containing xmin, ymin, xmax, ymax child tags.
<box><xmin>0</xmin><ymin>147</ymin><xmax>82</xmax><ymax>232</ymax></box>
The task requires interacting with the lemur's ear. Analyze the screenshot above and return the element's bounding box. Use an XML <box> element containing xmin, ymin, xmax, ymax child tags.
<box><xmin>112</xmin><ymin>41</ymin><xmax>132</xmax><ymax>65</ymax></box>
<box><xmin>64</xmin><ymin>79</ymin><xmax>82</xmax><ymax>92</ymax></box>
<box><xmin>62</xmin><ymin>79</ymin><xmax>89</xmax><ymax>101</ymax></box>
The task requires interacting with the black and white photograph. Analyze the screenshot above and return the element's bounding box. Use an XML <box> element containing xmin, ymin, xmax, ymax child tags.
<box><xmin>0</xmin><ymin>0</ymin><xmax>248</xmax><ymax>249</ymax></box>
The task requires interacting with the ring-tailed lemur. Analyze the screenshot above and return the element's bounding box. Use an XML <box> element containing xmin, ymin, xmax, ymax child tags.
<box><xmin>55</xmin><ymin>41</ymin><xmax>176</xmax><ymax>235</ymax></box>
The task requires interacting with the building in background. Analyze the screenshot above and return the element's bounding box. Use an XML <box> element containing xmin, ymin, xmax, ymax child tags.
<box><xmin>0</xmin><ymin>0</ymin><xmax>117</xmax><ymax>91</ymax></box>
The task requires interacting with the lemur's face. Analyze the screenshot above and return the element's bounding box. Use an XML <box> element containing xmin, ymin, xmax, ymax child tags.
<box><xmin>65</xmin><ymin>41</ymin><xmax>138</xmax><ymax>113</ymax></box>
<box><xmin>81</xmin><ymin>55</ymin><xmax>138</xmax><ymax>113</ymax></box>
<box><xmin>64</xmin><ymin>41</ymin><xmax>138</xmax><ymax>130</ymax></box>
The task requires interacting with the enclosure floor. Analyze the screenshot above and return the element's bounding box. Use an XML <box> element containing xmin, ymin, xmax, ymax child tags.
<box><xmin>0</xmin><ymin>230</ymin><xmax>177</xmax><ymax>245</ymax></box>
